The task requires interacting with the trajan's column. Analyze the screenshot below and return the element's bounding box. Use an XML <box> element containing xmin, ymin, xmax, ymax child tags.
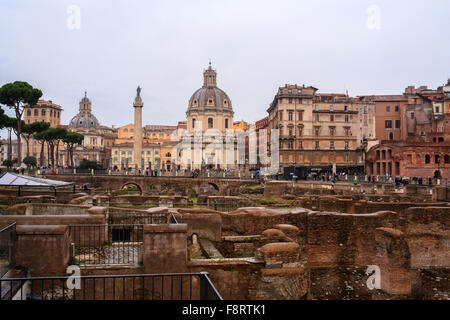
<box><xmin>133</xmin><ymin>86</ymin><xmax>143</xmax><ymax>172</ymax></box>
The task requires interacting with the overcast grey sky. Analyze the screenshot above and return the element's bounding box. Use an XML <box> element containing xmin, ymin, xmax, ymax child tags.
<box><xmin>1</xmin><ymin>0</ymin><xmax>449</xmax><ymax>136</ymax></box>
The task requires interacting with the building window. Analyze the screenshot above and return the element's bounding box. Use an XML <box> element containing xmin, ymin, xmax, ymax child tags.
<box><xmin>386</xmin><ymin>106</ymin><xmax>390</xmax><ymax>112</ymax></box>
<box><xmin>330</xmin><ymin>141</ymin><xmax>334</xmax><ymax>150</ymax></box>
<box><xmin>41</xmin><ymin>109</ymin><xmax>46</xmax><ymax>116</ymax></box>
<box><xmin>288</xmin><ymin>127</ymin><xmax>293</xmax><ymax>136</ymax></box>
<box><xmin>407</xmin><ymin>155</ymin><xmax>412</xmax><ymax>164</ymax></box>
<box><xmin>208</xmin><ymin>118</ymin><xmax>213</xmax><ymax>128</ymax></box>
<box><xmin>411</xmin><ymin>112</ymin><xmax>414</xmax><ymax>119</ymax></box>
<box><xmin>278</xmin><ymin>111</ymin><xmax>283</xmax><ymax>121</ymax></box>
<box><xmin>445</xmin><ymin>155</ymin><xmax>450</xmax><ymax>164</ymax></box>
<box><xmin>330</xmin><ymin>115</ymin><xmax>334</xmax><ymax>122</ymax></box>
<box><xmin>288</xmin><ymin>89</ymin><xmax>292</xmax><ymax>94</ymax></box>
<box><xmin>315</xmin><ymin>127</ymin><xmax>320</xmax><ymax>136</ymax></box>
<box><xmin>330</xmin><ymin>105</ymin><xmax>334</xmax><ymax>111</ymax></box>
<box><xmin>315</xmin><ymin>114</ymin><xmax>320</xmax><ymax>121</ymax></box>
<box><xmin>439</xmin><ymin>137</ymin><xmax>444</xmax><ymax>142</ymax></box>
<box><xmin>225</xmin><ymin>118</ymin><xmax>229</xmax><ymax>129</ymax></box>
<box><xmin>288</xmin><ymin>111</ymin><xmax>293</xmax><ymax>121</ymax></box>
<box><xmin>192</xmin><ymin>118</ymin><xmax>196</xmax><ymax>128</ymax></box>
<box><xmin>288</xmin><ymin>98</ymin><xmax>292</xmax><ymax>104</ymax></box>
<box><xmin>329</xmin><ymin>127</ymin><xmax>335</xmax><ymax>136</ymax></box>
<box><xmin>395</xmin><ymin>120</ymin><xmax>401</xmax><ymax>129</ymax></box>
<box><xmin>288</xmin><ymin>141</ymin><xmax>293</xmax><ymax>149</ymax></box>
<box><xmin>34</xmin><ymin>109</ymin><xmax>38</xmax><ymax>116</ymax></box>
<box><xmin>315</xmin><ymin>141</ymin><xmax>320</xmax><ymax>150</ymax></box>
<box><xmin>298</xmin><ymin>111</ymin><xmax>303</xmax><ymax>121</ymax></box>
<box><xmin>436</xmin><ymin>106</ymin><xmax>440</xmax><ymax>113</ymax></box>
<box><xmin>389</xmin><ymin>132</ymin><xmax>394</xmax><ymax>140</ymax></box>
<box><xmin>315</xmin><ymin>105</ymin><xmax>319</xmax><ymax>111</ymax></box>
<box><xmin>344</xmin><ymin>105</ymin><xmax>348</xmax><ymax>111</ymax></box>
<box><xmin>395</xmin><ymin>106</ymin><xmax>399</xmax><ymax>112</ymax></box>
<box><xmin>27</xmin><ymin>109</ymin><xmax>31</xmax><ymax>116</ymax></box>
<box><xmin>364</xmin><ymin>106</ymin><xmax>367</xmax><ymax>114</ymax></box>
<box><xmin>425</xmin><ymin>154</ymin><xmax>430</xmax><ymax>164</ymax></box>
<box><xmin>298</xmin><ymin>126</ymin><xmax>303</xmax><ymax>136</ymax></box>
<box><xmin>124</xmin><ymin>129</ymin><xmax>128</xmax><ymax>132</ymax></box>
<box><xmin>385</xmin><ymin>120</ymin><xmax>392</xmax><ymax>129</ymax></box>
<box><xmin>345</xmin><ymin>115</ymin><xmax>349</xmax><ymax>122</ymax></box>
<box><xmin>299</xmin><ymin>141</ymin><xmax>303</xmax><ymax>149</ymax></box>
<box><xmin>434</xmin><ymin>154</ymin><xmax>441</xmax><ymax>164</ymax></box>
<box><xmin>345</xmin><ymin>141</ymin><xmax>349</xmax><ymax>150</ymax></box>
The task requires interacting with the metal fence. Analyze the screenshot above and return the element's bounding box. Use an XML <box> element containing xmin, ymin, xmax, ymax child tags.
<box><xmin>107</xmin><ymin>212</ymin><xmax>168</xmax><ymax>225</ymax></box>
<box><xmin>0</xmin><ymin>223</ymin><xmax>16</xmax><ymax>277</ymax></box>
<box><xmin>69</xmin><ymin>224</ymin><xmax>143</xmax><ymax>266</ymax></box>
<box><xmin>108</xmin><ymin>202</ymin><xmax>239</xmax><ymax>212</ymax></box>
<box><xmin>0</xmin><ymin>272</ymin><xmax>222</xmax><ymax>300</ymax></box>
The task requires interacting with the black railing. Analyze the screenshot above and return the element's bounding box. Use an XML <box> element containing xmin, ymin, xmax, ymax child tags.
<box><xmin>0</xmin><ymin>223</ymin><xmax>16</xmax><ymax>277</ymax></box>
<box><xmin>108</xmin><ymin>202</ymin><xmax>239</xmax><ymax>212</ymax></box>
<box><xmin>107</xmin><ymin>212</ymin><xmax>168</xmax><ymax>225</ymax></box>
<box><xmin>170</xmin><ymin>214</ymin><xmax>178</xmax><ymax>224</ymax></box>
<box><xmin>69</xmin><ymin>224</ymin><xmax>143</xmax><ymax>266</ymax></box>
<box><xmin>0</xmin><ymin>272</ymin><xmax>222</xmax><ymax>300</ymax></box>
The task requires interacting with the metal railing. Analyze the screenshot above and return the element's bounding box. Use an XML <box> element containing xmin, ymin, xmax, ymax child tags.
<box><xmin>107</xmin><ymin>202</ymin><xmax>239</xmax><ymax>212</ymax></box>
<box><xmin>107</xmin><ymin>212</ymin><xmax>168</xmax><ymax>225</ymax></box>
<box><xmin>69</xmin><ymin>224</ymin><xmax>143</xmax><ymax>266</ymax></box>
<box><xmin>0</xmin><ymin>223</ymin><xmax>16</xmax><ymax>277</ymax></box>
<box><xmin>0</xmin><ymin>272</ymin><xmax>222</xmax><ymax>300</ymax></box>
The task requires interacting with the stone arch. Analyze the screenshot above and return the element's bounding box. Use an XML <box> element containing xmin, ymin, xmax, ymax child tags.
<box><xmin>120</xmin><ymin>181</ymin><xmax>143</xmax><ymax>194</ymax></box>
<box><xmin>199</xmin><ymin>181</ymin><xmax>220</xmax><ymax>195</ymax></box>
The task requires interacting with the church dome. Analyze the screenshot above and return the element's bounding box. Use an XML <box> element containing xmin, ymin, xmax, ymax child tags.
<box><xmin>187</xmin><ymin>64</ymin><xmax>233</xmax><ymax>111</ymax></box>
<box><xmin>69</xmin><ymin>113</ymin><xmax>100</xmax><ymax>129</ymax></box>
<box><xmin>69</xmin><ymin>92</ymin><xmax>101</xmax><ymax>129</ymax></box>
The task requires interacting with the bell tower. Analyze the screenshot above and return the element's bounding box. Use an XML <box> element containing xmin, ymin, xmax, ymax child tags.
<box><xmin>79</xmin><ymin>90</ymin><xmax>92</xmax><ymax>114</ymax></box>
<box><xmin>203</xmin><ymin>62</ymin><xmax>217</xmax><ymax>88</ymax></box>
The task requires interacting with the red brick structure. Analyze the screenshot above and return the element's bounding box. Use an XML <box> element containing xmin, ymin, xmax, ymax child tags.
<box><xmin>365</xmin><ymin>80</ymin><xmax>450</xmax><ymax>179</ymax></box>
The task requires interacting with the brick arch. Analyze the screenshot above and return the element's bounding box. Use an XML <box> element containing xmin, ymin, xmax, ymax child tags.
<box><xmin>120</xmin><ymin>181</ymin><xmax>143</xmax><ymax>194</ymax></box>
<box><xmin>200</xmin><ymin>181</ymin><xmax>220</xmax><ymax>192</ymax></box>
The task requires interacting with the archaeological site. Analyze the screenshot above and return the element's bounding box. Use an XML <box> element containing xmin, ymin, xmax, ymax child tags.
<box><xmin>0</xmin><ymin>173</ymin><xmax>448</xmax><ymax>301</ymax></box>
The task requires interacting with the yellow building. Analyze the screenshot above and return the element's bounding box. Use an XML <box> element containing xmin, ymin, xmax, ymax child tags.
<box><xmin>22</xmin><ymin>99</ymin><xmax>63</xmax><ymax>166</ymax></box>
<box><xmin>112</xmin><ymin>123</ymin><xmax>181</xmax><ymax>171</ymax></box>
<box><xmin>233</xmin><ymin>120</ymin><xmax>248</xmax><ymax>132</ymax></box>
<box><xmin>267</xmin><ymin>84</ymin><xmax>371</xmax><ymax>177</ymax></box>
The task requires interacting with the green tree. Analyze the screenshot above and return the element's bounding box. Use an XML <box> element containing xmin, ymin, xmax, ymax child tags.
<box><xmin>62</xmin><ymin>131</ymin><xmax>84</xmax><ymax>168</ymax></box>
<box><xmin>2</xmin><ymin>158</ymin><xmax>17</xmax><ymax>169</ymax></box>
<box><xmin>4</xmin><ymin>116</ymin><xmax>21</xmax><ymax>162</ymax></box>
<box><xmin>2</xmin><ymin>159</ymin><xmax>13</xmax><ymax>169</ymax></box>
<box><xmin>22</xmin><ymin>121</ymin><xmax>50</xmax><ymax>158</ymax></box>
<box><xmin>34</xmin><ymin>131</ymin><xmax>46</xmax><ymax>167</ymax></box>
<box><xmin>23</xmin><ymin>156</ymin><xmax>37</xmax><ymax>168</ymax></box>
<box><xmin>78</xmin><ymin>159</ymin><xmax>102</xmax><ymax>170</ymax></box>
<box><xmin>41</xmin><ymin>128</ymin><xmax>67</xmax><ymax>168</ymax></box>
<box><xmin>0</xmin><ymin>81</ymin><xmax>42</xmax><ymax>166</ymax></box>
